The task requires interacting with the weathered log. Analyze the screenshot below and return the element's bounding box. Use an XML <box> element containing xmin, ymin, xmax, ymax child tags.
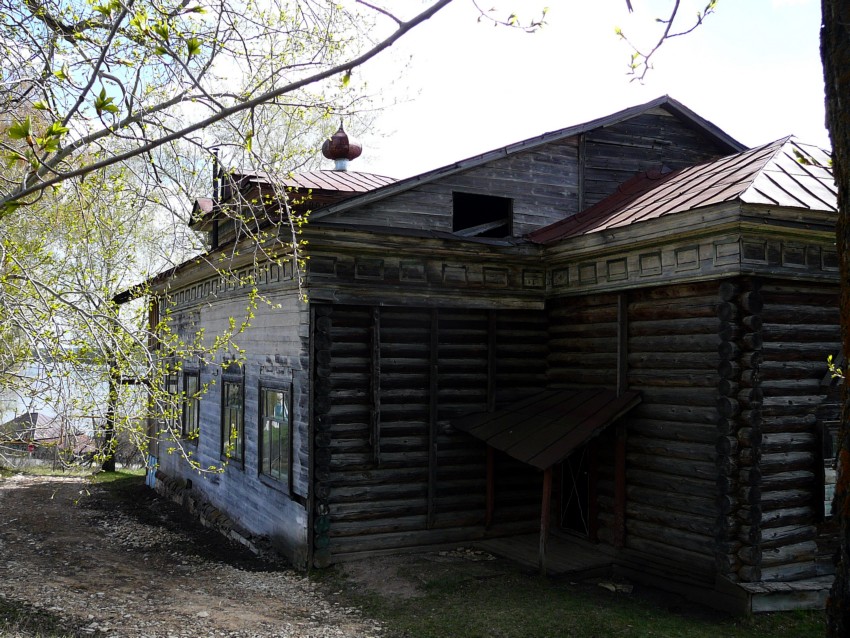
<box><xmin>740</xmin><ymin>368</ymin><xmax>759</xmax><ymax>387</ymax></box>
<box><xmin>632</xmin><ymin>404</ymin><xmax>719</xmax><ymax>424</ymax></box>
<box><xmin>737</xmin><ymin>505</ymin><xmax>762</xmax><ymax>525</ymax></box>
<box><xmin>718</xmin><ymin>360</ymin><xmax>740</xmax><ymax>380</ymax></box>
<box><xmin>759</xmin><ymin>561</ymin><xmax>820</xmax><ymax>582</ymax></box>
<box><xmin>739</xmin><ymin>291</ymin><xmax>764</xmax><ymax>314</ymax></box>
<box><xmin>629</xmin><ymin>316</ymin><xmax>719</xmax><ymax>337</ymax></box>
<box><xmin>719</xmin><ymin>280</ymin><xmax>739</xmax><ymax>302</ymax></box>
<box><xmin>740</xmin><ymin>332</ymin><xmax>763</xmax><ymax>351</ymax></box>
<box><xmin>717</xmin><ymin>396</ymin><xmax>740</xmax><ymax>418</ymax></box>
<box><xmin>625</xmin><ymin>501</ymin><xmax>716</xmax><ymax>536</ymax></box>
<box><xmin>629</xmin><ymin>436</ymin><xmax>716</xmax><ymax>463</ymax></box>
<box><xmin>759</xmin><ymin>505</ymin><xmax>815</xmax><ymax>529</ymax></box>
<box><xmin>738</xmin><ymin>544</ymin><xmax>761</xmax><ymax>565</ymax></box>
<box><xmin>719</xmin><ymin>322</ymin><xmax>740</xmax><ymax>342</ymax></box>
<box><xmin>718</xmin><ymin>379</ymin><xmax>739</xmax><ymax>397</ymax></box>
<box><xmin>627</xmin><ymin>352</ymin><xmax>719</xmax><ymax>370</ymax></box>
<box><xmin>627</xmin><ymin>467</ymin><xmax>716</xmax><ymax>498</ymax></box>
<box><xmin>761</xmin><ymin>431</ymin><xmax>816</xmax><ymax>453</ymax></box>
<box><xmin>716</xmin><ymin>436</ymin><xmax>738</xmax><ymax>457</ymax></box>
<box><xmin>739</xmin><ymin>465</ymin><xmax>763</xmax><ymax>486</ymax></box>
<box><xmin>758</xmin><ymin>452</ymin><xmax>815</xmax><ymax>473</ymax></box>
<box><xmin>760</xmin><ymin>488</ymin><xmax>814</xmax><ymax>509</ymax></box>
<box><xmin>626</xmin><ymin>454</ymin><xmax>718</xmax><ymax>482</ymax></box>
<box><xmin>759</xmin><ymin>524</ymin><xmax>818</xmax><ymax>549</ymax></box>
<box><xmin>737</xmin><ymin>427</ymin><xmax>763</xmax><ymax>448</ymax></box>
<box><xmin>743</xmin><ymin>315</ymin><xmax>763</xmax><ymax>331</ymax></box>
<box><xmin>716</xmin><ymin>417</ymin><xmax>740</xmax><ymax>436</ymax></box>
<box><xmin>716</xmin><ymin>552</ymin><xmax>742</xmax><ymax>575</ymax></box>
<box><xmin>627</xmin><ymin>484</ymin><xmax>717</xmax><ymax>517</ymax></box>
<box><xmin>738</xmin><ymin>387</ymin><xmax>764</xmax><ymax>407</ymax></box>
<box><xmin>718</xmin><ymin>341</ymin><xmax>741</xmax><ymax>361</ymax></box>
<box><xmin>758</xmin><ymin>470</ymin><xmax>816</xmax><ymax>491</ymax></box>
<box><xmin>626</xmin><ymin>519</ymin><xmax>715</xmax><ymax>556</ymax></box>
<box><xmin>628</xmin><ymin>419</ymin><xmax>718</xmax><ymax>444</ymax></box>
<box><xmin>738</xmin><ymin>564</ymin><xmax>762</xmax><ymax>582</ymax></box>
<box><xmin>717</xmin><ymin>301</ymin><xmax>739</xmax><ymax>322</ymax></box>
<box><xmin>760</xmin><ymin>413</ymin><xmax>817</xmax><ymax>433</ymax></box>
<box><xmin>759</xmin><ymin>540</ymin><xmax>818</xmax><ymax>568</ymax></box>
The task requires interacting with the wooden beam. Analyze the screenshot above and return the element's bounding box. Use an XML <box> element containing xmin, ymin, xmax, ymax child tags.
<box><xmin>486</xmin><ymin>445</ymin><xmax>495</xmax><ymax>528</ymax></box>
<box><xmin>539</xmin><ymin>466</ymin><xmax>553</xmax><ymax>576</ymax></box>
<box><xmin>427</xmin><ymin>308</ymin><xmax>439</xmax><ymax>529</ymax></box>
<box><xmin>613</xmin><ymin>424</ymin><xmax>627</xmax><ymax>548</ymax></box>
<box><xmin>617</xmin><ymin>292</ymin><xmax>628</xmax><ymax>397</ymax></box>
<box><xmin>487</xmin><ymin>310</ymin><xmax>496</xmax><ymax>413</ymax></box>
<box><xmin>588</xmin><ymin>439</ymin><xmax>599</xmax><ymax>542</ymax></box>
<box><xmin>577</xmin><ymin>133</ymin><xmax>587</xmax><ymax>212</ymax></box>
<box><xmin>371</xmin><ymin>306</ymin><xmax>381</xmax><ymax>465</ymax></box>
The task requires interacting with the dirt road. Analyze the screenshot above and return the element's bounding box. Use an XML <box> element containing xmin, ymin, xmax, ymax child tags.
<box><xmin>0</xmin><ymin>474</ymin><xmax>384</xmax><ymax>638</ymax></box>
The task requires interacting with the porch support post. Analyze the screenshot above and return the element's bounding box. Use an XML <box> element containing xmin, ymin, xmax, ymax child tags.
<box><xmin>486</xmin><ymin>446</ymin><xmax>495</xmax><ymax>528</ymax></box>
<box><xmin>613</xmin><ymin>424</ymin><xmax>627</xmax><ymax>548</ymax></box>
<box><xmin>539</xmin><ymin>465</ymin><xmax>553</xmax><ymax>576</ymax></box>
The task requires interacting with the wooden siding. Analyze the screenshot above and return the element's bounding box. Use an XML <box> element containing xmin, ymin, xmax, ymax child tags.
<box><xmin>312</xmin><ymin>304</ymin><xmax>547</xmax><ymax>566</ymax></box>
<box><xmin>318</xmin><ymin>139</ymin><xmax>580</xmax><ymax>236</ymax></box>
<box><xmin>583</xmin><ymin>110</ymin><xmax>731</xmax><ymax>208</ymax></box>
<box><xmin>155</xmin><ymin>283</ymin><xmax>311</xmax><ymax>566</ymax></box>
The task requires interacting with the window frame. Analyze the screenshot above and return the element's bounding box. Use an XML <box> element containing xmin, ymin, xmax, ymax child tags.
<box><xmin>451</xmin><ymin>191</ymin><xmax>513</xmax><ymax>238</ymax></box>
<box><xmin>181</xmin><ymin>369</ymin><xmax>201</xmax><ymax>443</ymax></box>
<box><xmin>220</xmin><ymin>366</ymin><xmax>245</xmax><ymax>467</ymax></box>
<box><xmin>164</xmin><ymin>370</ymin><xmax>181</xmax><ymax>434</ymax></box>
<box><xmin>258</xmin><ymin>381</ymin><xmax>292</xmax><ymax>492</ymax></box>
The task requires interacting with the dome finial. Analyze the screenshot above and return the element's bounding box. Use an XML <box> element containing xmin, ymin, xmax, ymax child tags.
<box><xmin>322</xmin><ymin>122</ymin><xmax>362</xmax><ymax>171</ymax></box>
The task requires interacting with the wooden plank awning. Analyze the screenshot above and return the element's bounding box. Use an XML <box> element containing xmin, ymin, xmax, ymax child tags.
<box><xmin>453</xmin><ymin>388</ymin><xmax>641</xmax><ymax>470</ymax></box>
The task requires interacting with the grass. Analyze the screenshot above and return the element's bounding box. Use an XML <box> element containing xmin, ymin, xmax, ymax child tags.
<box><xmin>330</xmin><ymin>559</ymin><xmax>826</xmax><ymax>638</ymax></box>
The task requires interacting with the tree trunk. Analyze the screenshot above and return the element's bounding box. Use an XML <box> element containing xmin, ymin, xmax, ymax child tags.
<box><xmin>101</xmin><ymin>351</ymin><xmax>118</xmax><ymax>473</ymax></box>
<box><xmin>821</xmin><ymin>1</ymin><xmax>850</xmax><ymax>634</ymax></box>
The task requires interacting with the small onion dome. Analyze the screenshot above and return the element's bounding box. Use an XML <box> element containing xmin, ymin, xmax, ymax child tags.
<box><xmin>322</xmin><ymin>122</ymin><xmax>362</xmax><ymax>171</ymax></box>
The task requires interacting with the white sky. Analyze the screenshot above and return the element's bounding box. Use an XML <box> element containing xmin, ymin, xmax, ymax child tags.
<box><xmin>351</xmin><ymin>0</ymin><xmax>828</xmax><ymax>179</ymax></box>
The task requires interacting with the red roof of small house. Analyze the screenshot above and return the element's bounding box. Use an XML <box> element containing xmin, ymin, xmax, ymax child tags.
<box><xmin>528</xmin><ymin>138</ymin><xmax>835</xmax><ymax>244</ymax></box>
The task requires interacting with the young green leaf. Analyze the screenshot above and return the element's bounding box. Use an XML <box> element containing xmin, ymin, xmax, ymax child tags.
<box><xmin>186</xmin><ymin>37</ymin><xmax>202</xmax><ymax>59</ymax></box>
<box><xmin>8</xmin><ymin>116</ymin><xmax>32</xmax><ymax>141</ymax></box>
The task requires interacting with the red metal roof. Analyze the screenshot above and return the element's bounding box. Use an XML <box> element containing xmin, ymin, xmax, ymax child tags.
<box><xmin>452</xmin><ymin>389</ymin><xmax>641</xmax><ymax>470</ymax></box>
<box><xmin>528</xmin><ymin>138</ymin><xmax>836</xmax><ymax>244</ymax></box>
<box><xmin>235</xmin><ymin>169</ymin><xmax>396</xmax><ymax>193</ymax></box>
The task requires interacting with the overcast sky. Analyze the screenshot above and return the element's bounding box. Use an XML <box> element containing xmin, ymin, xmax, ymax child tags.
<box><xmin>350</xmin><ymin>0</ymin><xmax>827</xmax><ymax>179</ymax></box>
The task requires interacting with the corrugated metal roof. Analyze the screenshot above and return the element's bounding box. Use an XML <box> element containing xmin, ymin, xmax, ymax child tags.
<box><xmin>310</xmin><ymin>95</ymin><xmax>745</xmax><ymax>222</ymax></box>
<box><xmin>235</xmin><ymin>169</ymin><xmax>396</xmax><ymax>193</ymax></box>
<box><xmin>452</xmin><ymin>389</ymin><xmax>641</xmax><ymax>470</ymax></box>
<box><xmin>528</xmin><ymin>138</ymin><xmax>836</xmax><ymax>244</ymax></box>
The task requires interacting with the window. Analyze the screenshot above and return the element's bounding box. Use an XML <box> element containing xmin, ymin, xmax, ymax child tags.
<box><xmin>221</xmin><ymin>371</ymin><xmax>244</xmax><ymax>463</ymax></box>
<box><xmin>452</xmin><ymin>192</ymin><xmax>512</xmax><ymax>238</ymax></box>
<box><xmin>182</xmin><ymin>371</ymin><xmax>200</xmax><ymax>441</ymax></box>
<box><xmin>165</xmin><ymin>372</ymin><xmax>180</xmax><ymax>433</ymax></box>
<box><xmin>259</xmin><ymin>385</ymin><xmax>291</xmax><ymax>486</ymax></box>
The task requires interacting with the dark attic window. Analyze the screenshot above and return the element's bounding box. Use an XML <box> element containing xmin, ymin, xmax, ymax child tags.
<box><xmin>452</xmin><ymin>192</ymin><xmax>512</xmax><ymax>238</ymax></box>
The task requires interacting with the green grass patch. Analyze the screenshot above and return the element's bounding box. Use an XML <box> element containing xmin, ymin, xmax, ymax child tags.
<box><xmin>333</xmin><ymin>560</ymin><xmax>825</xmax><ymax>638</ymax></box>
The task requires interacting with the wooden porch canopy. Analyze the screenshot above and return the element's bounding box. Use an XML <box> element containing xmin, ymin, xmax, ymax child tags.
<box><xmin>453</xmin><ymin>388</ymin><xmax>641</xmax><ymax>470</ymax></box>
<box><xmin>453</xmin><ymin>388</ymin><xmax>641</xmax><ymax>574</ymax></box>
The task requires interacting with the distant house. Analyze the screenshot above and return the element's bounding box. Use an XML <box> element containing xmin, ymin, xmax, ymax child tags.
<box><xmin>0</xmin><ymin>411</ymin><xmax>94</xmax><ymax>460</ymax></box>
<box><xmin>121</xmin><ymin>96</ymin><xmax>840</xmax><ymax>614</ymax></box>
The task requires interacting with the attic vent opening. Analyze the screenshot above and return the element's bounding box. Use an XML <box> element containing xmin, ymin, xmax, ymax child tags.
<box><xmin>452</xmin><ymin>192</ymin><xmax>512</xmax><ymax>238</ymax></box>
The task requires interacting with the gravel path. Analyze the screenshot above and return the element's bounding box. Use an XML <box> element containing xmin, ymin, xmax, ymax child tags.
<box><xmin>0</xmin><ymin>474</ymin><xmax>385</xmax><ymax>638</ymax></box>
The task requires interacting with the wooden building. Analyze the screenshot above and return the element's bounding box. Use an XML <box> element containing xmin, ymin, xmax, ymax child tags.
<box><xmin>125</xmin><ymin>97</ymin><xmax>840</xmax><ymax>613</ymax></box>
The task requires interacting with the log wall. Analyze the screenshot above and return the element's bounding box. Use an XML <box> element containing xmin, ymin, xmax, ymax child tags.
<box><xmin>727</xmin><ymin>278</ymin><xmax>841</xmax><ymax>583</ymax></box>
<box><xmin>312</xmin><ymin>303</ymin><xmax>547</xmax><ymax>566</ymax></box>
